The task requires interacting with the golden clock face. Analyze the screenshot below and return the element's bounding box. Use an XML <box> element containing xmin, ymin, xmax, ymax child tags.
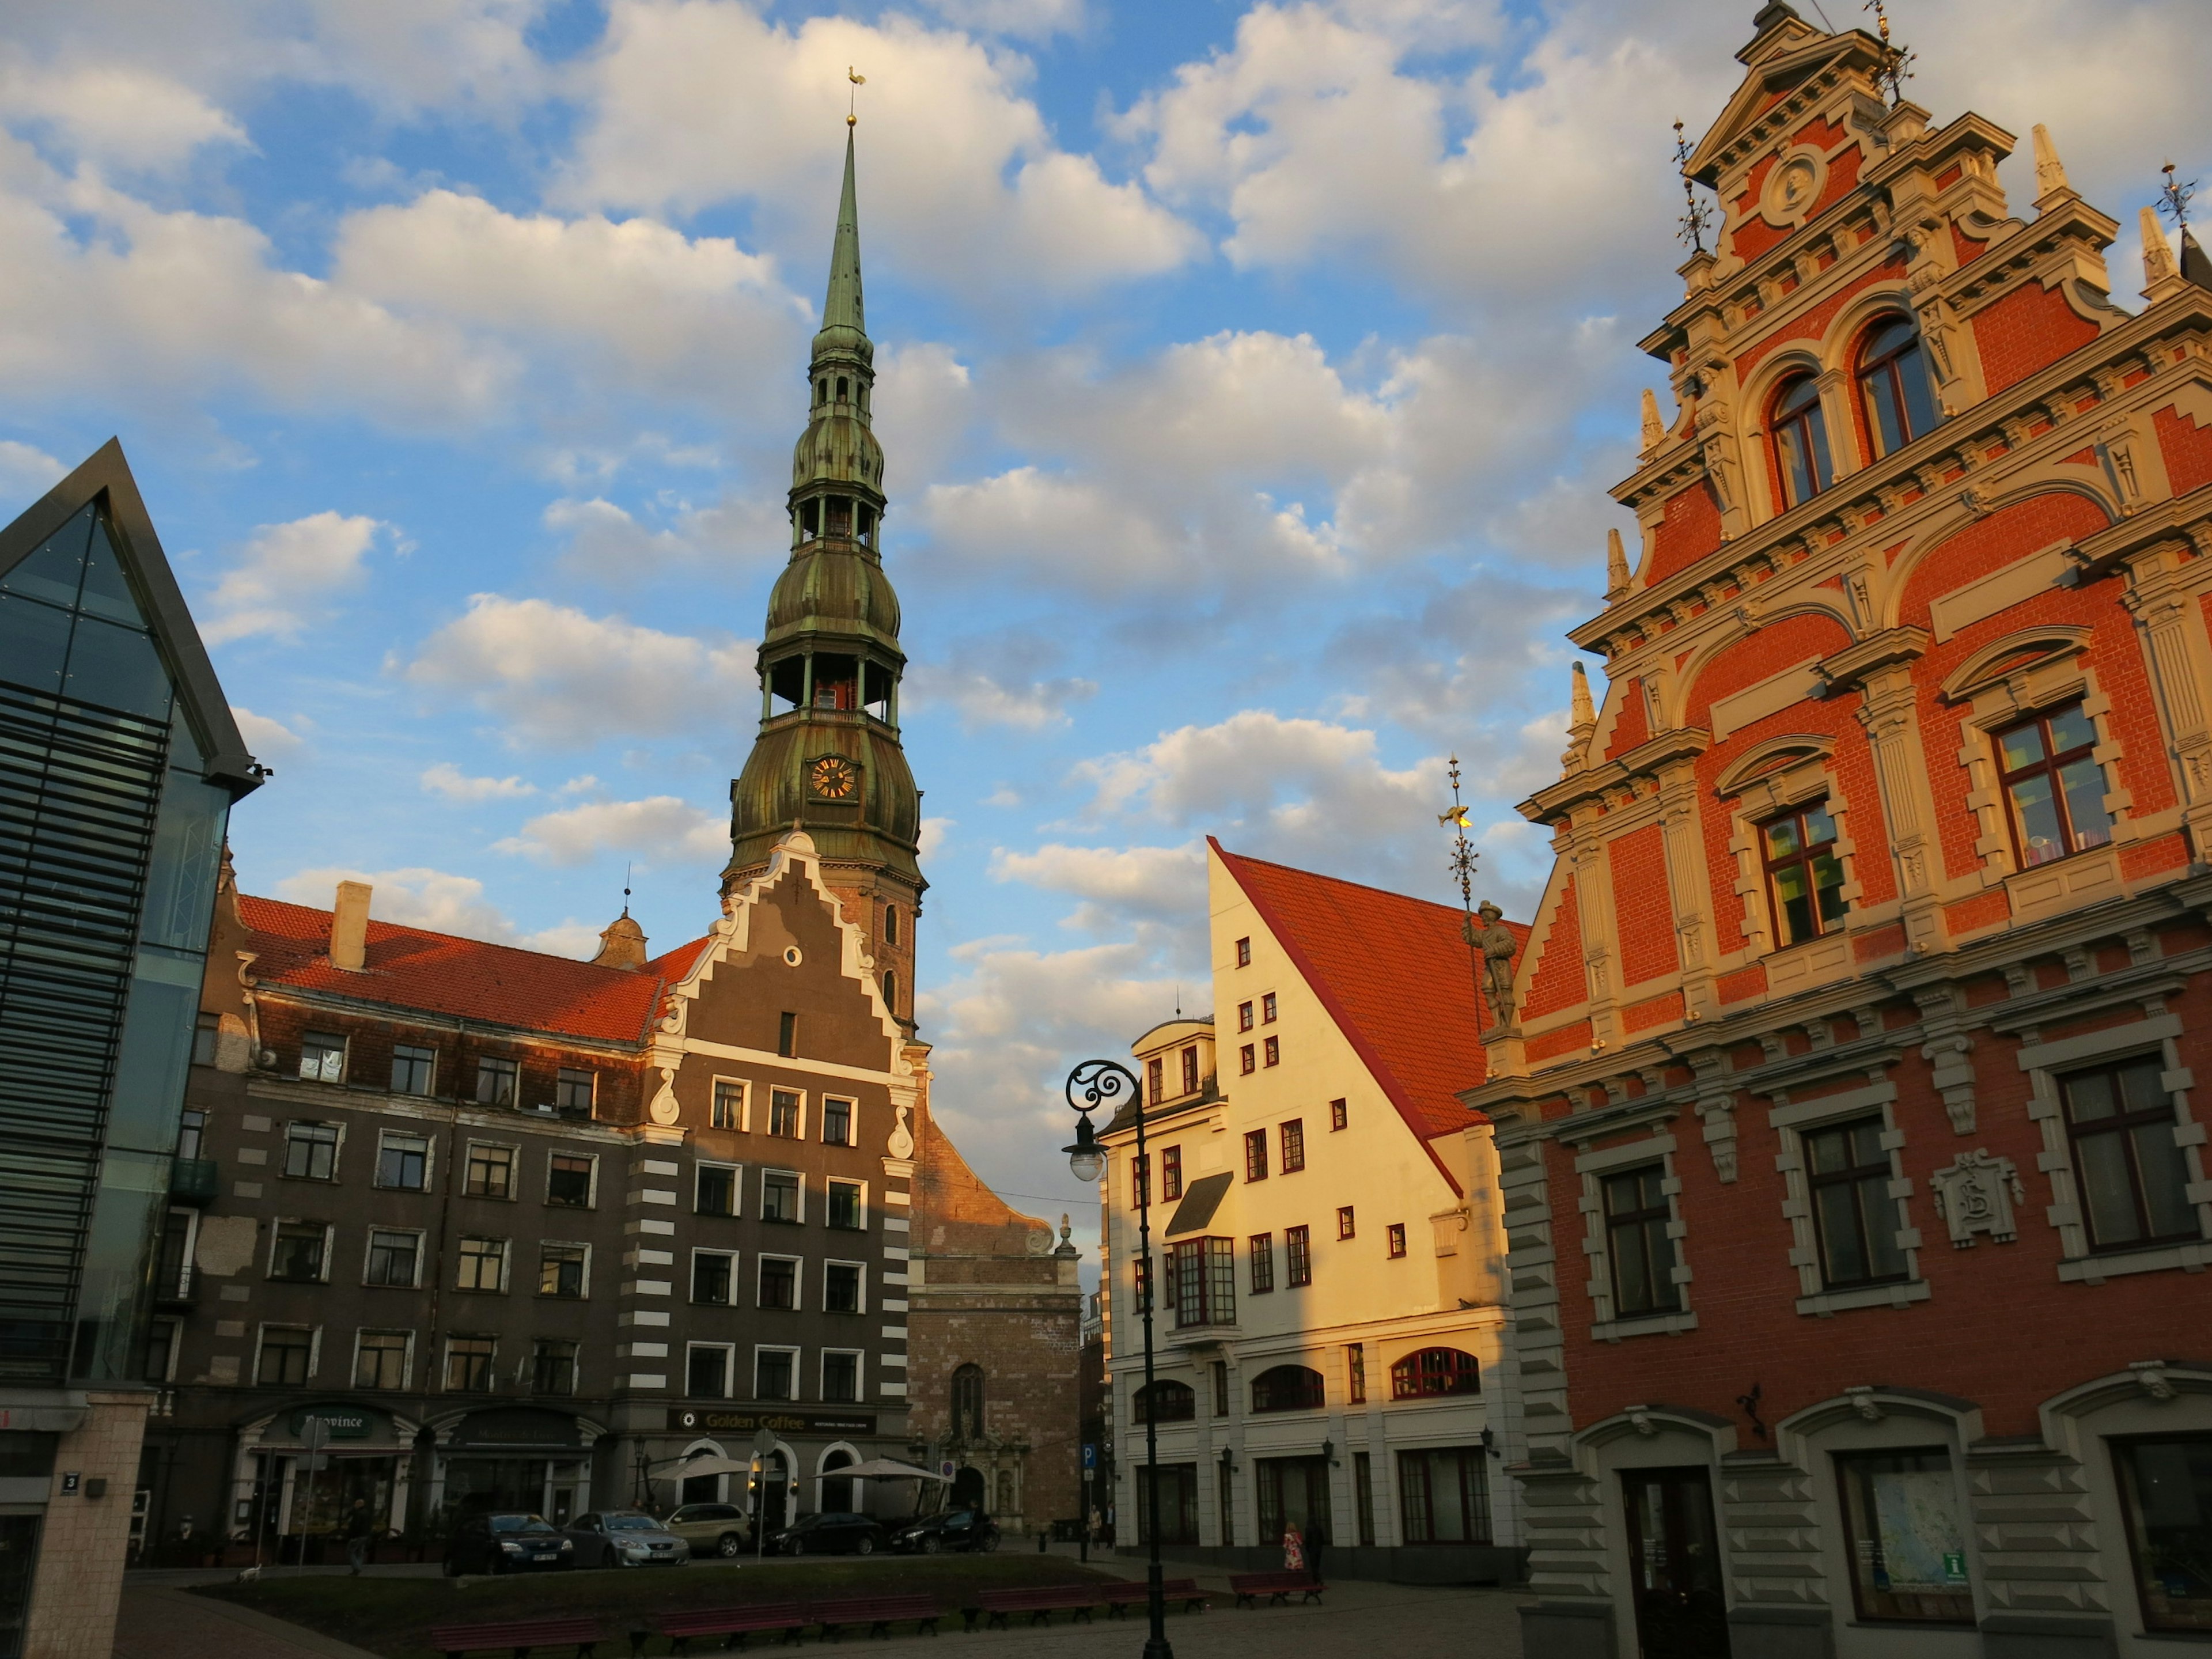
<box><xmin>810</xmin><ymin>755</ymin><xmax>859</xmax><ymax>800</ymax></box>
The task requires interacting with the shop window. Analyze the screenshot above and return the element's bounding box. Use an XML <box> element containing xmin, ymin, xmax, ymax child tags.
<box><xmin>377</xmin><ymin>1131</ymin><xmax>428</xmax><ymax>1191</ymax></box>
<box><xmin>821</xmin><ymin>1351</ymin><xmax>861</xmax><ymax>1404</ymax></box>
<box><xmin>1835</xmin><ymin>1449</ymin><xmax>1974</xmax><ymax>1623</ymax></box>
<box><xmin>826</xmin><ymin>1179</ymin><xmax>863</xmax><ymax>1229</ymax></box>
<box><xmin>687</xmin><ymin>1344</ymin><xmax>733</xmax><ymax>1400</ymax></box>
<box><xmin>283</xmin><ymin>1122</ymin><xmax>339</xmax><ymax>1181</ymax></box>
<box><xmin>952</xmin><ymin>1364</ymin><xmax>986</xmax><ymax>1438</ymax></box>
<box><xmin>755</xmin><ymin>1349</ymin><xmax>797</xmax><ymax>1402</ymax></box>
<box><xmin>758</xmin><ymin>1255</ymin><xmax>799</xmax><ymax>1310</ymax></box>
<box><xmin>464</xmin><ymin>1143</ymin><xmax>515</xmax><ymax>1199</ymax></box>
<box><xmin>256</xmin><ymin>1326</ymin><xmax>312</xmax><ymax>1387</ymax></box>
<box><xmin>1166</xmin><ymin>1237</ymin><xmax>1236</xmax><ymax>1328</ymax></box>
<box><xmin>390</xmin><ymin>1044</ymin><xmax>435</xmax><ymax>1096</ymax></box>
<box><xmin>761</xmin><ymin>1170</ymin><xmax>801</xmax><ymax>1223</ymax></box>
<box><xmin>364</xmin><ymin>1229</ymin><xmax>420</xmax><ymax>1288</ymax></box>
<box><xmin>1604</xmin><ymin>1165</ymin><xmax>1681</xmax><ymax>1317</ymax></box>
<box><xmin>824</xmin><ymin>1261</ymin><xmax>863</xmax><ymax>1313</ymax></box>
<box><xmin>537</xmin><ymin>1243</ymin><xmax>587</xmax><ymax>1298</ymax></box>
<box><xmin>1806</xmin><ymin>1118</ymin><xmax>1910</xmax><ymax>1289</ymax></box>
<box><xmin>1250</xmin><ymin>1365</ymin><xmax>1324</xmax><ymax>1414</ymax></box>
<box><xmin>474</xmin><ymin>1055</ymin><xmax>518</xmax><ymax>1107</ymax></box>
<box><xmin>1161</xmin><ymin>1146</ymin><xmax>1183</xmax><ymax>1200</ymax></box>
<box><xmin>1995</xmin><ymin>703</ymin><xmax>2113</xmax><ymax>867</ymax></box>
<box><xmin>1137</xmin><ymin>1464</ymin><xmax>1199</xmax><ymax>1546</ymax></box>
<box><xmin>696</xmin><ymin>1162</ymin><xmax>738</xmax><ymax>1217</ymax></box>
<box><xmin>1857</xmin><ymin>315</ymin><xmax>1941</xmax><ymax>459</ymax></box>
<box><xmin>2115</xmin><ymin>1434</ymin><xmax>2212</xmax><ymax>1633</ymax></box>
<box><xmin>2060</xmin><ymin>1058</ymin><xmax>2202</xmax><ymax>1251</ymax></box>
<box><xmin>298</xmin><ymin>1032</ymin><xmax>346</xmax><ymax>1084</ymax></box>
<box><xmin>1247</xmin><ymin>1238</ymin><xmax>1283</xmax><ymax>1300</ymax></box>
<box><xmin>822</xmin><ymin>1097</ymin><xmax>854</xmax><ymax>1146</ymax></box>
<box><xmin>269</xmin><ymin>1222</ymin><xmax>327</xmax><ymax>1282</ymax></box>
<box><xmin>1398</xmin><ymin>1448</ymin><xmax>1493</xmax><ymax>1544</ymax></box>
<box><xmin>1281</xmin><ymin>1120</ymin><xmax>1305</xmax><ymax>1174</ymax></box>
<box><xmin>1760</xmin><ymin>801</ymin><xmax>1847</xmax><ymax>946</ymax></box>
<box><xmin>1771</xmin><ymin>374</ymin><xmax>1834</xmax><ymax>507</ymax></box>
<box><xmin>1133</xmin><ymin>1380</ymin><xmax>1196</xmax><ymax>1423</ymax></box>
<box><xmin>1244</xmin><ymin>1130</ymin><xmax>1268</xmax><ymax>1182</ymax></box>
<box><xmin>444</xmin><ymin>1335</ymin><xmax>496</xmax><ymax>1392</ymax></box>
<box><xmin>711</xmin><ymin>1080</ymin><xmax>744</xmax><ymax>1130</ymax></box>
<box><xmin>555</xmin><ymin>1067</ymin><xmax>595</xmax><ymax>1113</ymax></box>
<box><xmin>354</xmin><ymin>1331</ymin><xmax>408</xmax><ymax>1390</ymax></box>
<box><xmin>1285</xmin><ymin>1224</ymin><xmax>1312</xmax><ymax>1286</ymax></box>
<box><xmin>769</xmin><ymin>1089</ymin><xmax>802</xmax><ymax>1138</ymax></box>
<box><xmin>692</xmin><ymin>1251</ymin><xmax>734</xmax><ymax>1305</ymax></box>
<box><xmin>532</xmin><ymin>1338</ymin><xmax>577</xmax><ymax>1397</ymax></box>
<box><xmin>547</xmin><ymin>1153</ymin><xmax>594</xmax><ymax>1209</ymax></box>
<box><xmin>457</xmin><ymin>1236</ymin><xmax>507</xmax><ymax>1293</ymax></box>
<box><xmin>1390</xmin><ymin>1347</ymin><xmax>1482</xmax><ymax>1400</ymax></box>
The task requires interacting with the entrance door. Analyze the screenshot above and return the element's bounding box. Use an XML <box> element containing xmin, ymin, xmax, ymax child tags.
<box><xmin>1621</xmin><ymin>1468</ymin><xmax>1729</xmax><ymax>1659</ymax></box>
<box><xmin>759</xmin><ymin>1453</ymin><xmax>791</xmax><ymax>1535</ymax></box>
<box><xmin>0</xmin><ymin>1516</ymin><xmax>37</xmax><ymax>1659</ymax></box>
<box><xmin>1255</xmin><ymin>1457</ymin><xmax>1332</xmax><ymax>1549</ymax></box>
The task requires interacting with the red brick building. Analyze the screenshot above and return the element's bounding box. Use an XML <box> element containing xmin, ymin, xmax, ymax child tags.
<box><xmin>1466</xmin><ymin>9</ymin><xmax>2212</xmax><ymax>1658</ymax></box>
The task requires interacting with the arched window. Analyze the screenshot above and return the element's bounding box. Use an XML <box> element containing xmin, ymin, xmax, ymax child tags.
<box><xmin>1132</xmin><ymin>1379</ymin><xmax>1196</xmax><ymax>1423</ymax></box>
<box><xmin>882</xmin><ymin>969</ymin><xmax>897</xmax><ymax>1017</ymax></box>
<box><xmin>1770</xmin><ymin>374</ymin><xmax>1834</xmax><ymax>508</ymax></box>
<box><xmin>1249</xmin><ymin>1365</ymin><xmax>1325</xmax><ymax>1414</ymax></box>
<box><xmin>1857</xmin><ymin>315</ymin><xmax>1940</xmax><ymax>457</ymax></box>
<box><xmin>817</xmin><ymin>378</ymin><xmax>828</xmax><ymax>406</ymax></box>
<box><xmin>950</xmin><ymin>1363</ymin><xmax>985</xmax><ymax>1439</ymax></box>
<box><xmin>884</xmin><ymin>904</ymin><xmax>899</xmax><ymax>946</ymax></box>
<box><xmin>836</xmin><ymin>376</ymin><xmax>849</xmax><ymax>402</ymax></box>
<box><xmin>1389</xmin><ymin>1347</ymin><xmax>1482</xmax><ymax>1400</ymax></box>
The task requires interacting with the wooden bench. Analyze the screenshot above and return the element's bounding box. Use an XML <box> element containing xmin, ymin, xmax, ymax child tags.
<box><xmin>645</xmin><ymin>1601</ymin><xmax>808</xmax><ymax>1653</ymax></box>
<box><xmin>1101</xmin><ymin>1577</ymin><xmax>1209</xmax><ymax>1616</ymax></box>
<box><xmin>806</xmin><ymin>1594</ymin><xmax>944</xmax><ymax>1642</ymax></box>
<box><xmin>1228</xmin><ymin>1570</ymin><xmax>1324</xmax><ymax>1608</ymax></box>
<box><xmin>967</xmin><ymin>1585</ymin><xmax>1101</xmax><ymax>1630</ymax></box>
<box><xmin>428</xmin><ymin>1617</ymin><xmax>606</xmax><ymax>1659</ymax></box>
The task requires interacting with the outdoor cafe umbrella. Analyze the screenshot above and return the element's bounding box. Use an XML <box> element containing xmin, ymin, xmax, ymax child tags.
<box><xmin>830</xmin><ymin>1459</ymin><xmax>950</xmax><ymax>1481</ymax></box>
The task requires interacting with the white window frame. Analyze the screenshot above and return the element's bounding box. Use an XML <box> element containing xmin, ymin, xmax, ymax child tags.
<box><xmin>691</xmin><ymin>1248</ymin><xmax>738</xmax><ymax>1305</ymax></box>
<box><xmin>685</xmin><ymin>1342</ymin><xmax>735</xmax><ymax>1399</ymax></box>
<box><xmin>267</xmin><ymin>1218</ymin><xmax>335</xmax><ymax>1284</ymax></box>
<box><xmin>819</xmin><ymin>1349</ymin><xmax>866</xmax><ymax>1406</ymax></box>
<box><xmin>537</xmin><ymin>1240</ymin><xmax>592</xmax><ymax>1300</ymax></box>
<box><xmin>298</xmin><ymin>1032</ymin><xmax>347</xmax><ymax>1084</ymax></box>
<box><xmin>766</xmin><ymin>1086</ymin><xmax>808</xmax><ymax>1142</ymax></box>
<box><xmin>753</xmin><ymin>1344</ymin><xmax>802</xmax><ymax>1403</ymax></box>
<box><xmin>545</xmin><ymin>1149</ymin><xmax>599</xmax><ymax>1210</ymax></box>
<box><xmin>351</xmin><ymin>1328</ymin><xmax>414</xmax><ymax>1391</ymax></box>
<box><xmin>462</xmin><ymin>1139</ymin><xmax>520</xmax><ymax>1200</ymax></box>
<box><xmin>456</xmin><ymin>1234</ymin><xmax>510</xmax><ymax>1293</ymax></box>
<box><xmin>821</xmin><ymin>1259</ymin><xmax>868</xmax><ymax>1316</ymax></box>
<box><xmin>695</xmin><ymin>1159</ymin><xmax>743</xmax><ymax>1217</ymax></box>
<box><xmin>820</xmin><ymin>1096</ymin><xmax>859</xmax><ymax>1147</ymax></box>
<box><xmin>757</xmin><ymin>1252</ymin><xmax>804</xmax><ymax>1312</ymax></box>
<box><xmin>709</xmin><ymin>1075</ymin><xmax>751</xmax><ymax>1132</ymax></box>
<box><xmin>282</xmin><ymin>1120</ymin><xmax>343</xmax><ymax>1181</ymax></box>
<box><xmin>374</xmin><ymin>1127</ymin><xmax>433</xmax><ymax>1192</ymax></box>
<box><xmin>253</xmin><ymin>1323</ymin><xmax>319</xmax><ymax>1387</ymax></box>
<box><xmin>361</xmin><ymin>1225</ymin><xmax>426</xmax><ymax>1289</ymax></box>
<box><xmin>147</xmin><ymin>1316</ymin><xmax>183</xmax><ymax>1383</ymax></box>
<box><xmin>1575</xmin><ymin>1130</ymin><xmax>1698</xmax><ymax>1340</ymax></box>
<box><xmin>825</xmin><ymin>1176</ymin><xmax>868</xmax><ymax>1232</ymax></box>
<box><xmin>1768</xmin><ymin>1078</ymin><xmax>1930</xmax><ymax>1315</ymax></box>
<box><xmin>2012</xmin><ymin>1003</ymin><xmax>2212</xmax><ymax>1282</ymax></box>
<box><xmin>760</xmin><ymin>1166</ymin><xmax>806</xmax><ymax>1225</ymax></box>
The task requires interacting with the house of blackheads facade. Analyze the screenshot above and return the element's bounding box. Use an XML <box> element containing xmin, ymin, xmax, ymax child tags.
<box><xmin>1468</xmin><ymin>9</ymin><xmax>2212</xmax><ymax>1659</ymax></box>
<box><xmin>137</xmin><ymin>131</ymin><xmax>1080</xmax><ymax>1562</ymax></box>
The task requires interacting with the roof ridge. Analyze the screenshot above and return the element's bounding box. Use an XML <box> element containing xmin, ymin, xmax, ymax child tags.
<box><xmin>1206</xmin><ymin>837</ymin><xmax>1470</xmax><ymax>919</ymax></box>
<box><xmin>240</xmin><ymin>892</ymin><xmax>711</xmax><ymax>977</ymax></box>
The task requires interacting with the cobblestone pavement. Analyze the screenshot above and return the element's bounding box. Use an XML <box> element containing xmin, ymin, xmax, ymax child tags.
<box><xmin>113</xmin><ymin>1584</ymin><xmax>385</xmax><ymax>1659</ymax></box>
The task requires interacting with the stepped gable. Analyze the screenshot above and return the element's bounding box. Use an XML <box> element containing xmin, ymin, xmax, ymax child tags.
<box><xmin>237</xmin><ymin>892</ymin><xmax>707</xmax><ymax>1043</ymax></box>
<box><xmin>1210</xmin><ymin>839</ymin><xmax>1522</xmax><ymax>1141</ymax></box>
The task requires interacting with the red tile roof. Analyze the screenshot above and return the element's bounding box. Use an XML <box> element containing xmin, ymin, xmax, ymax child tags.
<box><xmin>237</xmin><ymin>893</ymin><xmax>712</xmax><ymax>1044</ymax></box>
<box><xmin>1211</xmin><ymin>840</ymin><xmax>1528</xmax><ymax>1192</ymax></box>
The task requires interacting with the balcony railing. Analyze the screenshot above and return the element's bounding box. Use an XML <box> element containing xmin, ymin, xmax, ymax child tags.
<box><xmin>154</xmin><ymin>1266</ymin><xmax>195</xmax><ymax>1308</ymax></box>
<box><xmin>169</xmin><ymin>1158</ymin><xmax>219</xmax><ymax>1206</ymax></box>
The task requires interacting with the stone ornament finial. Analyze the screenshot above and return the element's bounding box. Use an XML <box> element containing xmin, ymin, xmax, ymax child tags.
<box><xmin>1562</xmin><ymin>661</ymin><xmax>1597</xmax><ymax>775</ymax></box>
<box><xmin>1604</xmin><ymin>527</ymin><xmax>1631</xmax><ymax>599</ymax></box>
<box><xmin>1639</xmin><ymin>388</ymin><xmax>1664</xmax><ymax>455</ymax></box>
<box><xmin>2031</xmin><ymin>124</ymin><xmax>2070</xmax><ymax>202</ymax></box>
<box><xmin>2143</xmin><ymin>206</ymin><xmax>2181</xmax><ymax>287</ymax></box>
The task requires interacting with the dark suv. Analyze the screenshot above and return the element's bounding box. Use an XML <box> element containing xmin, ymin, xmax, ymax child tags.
<box><xmin>442</xmin><ymin>1512</ymin><xmax>573</xmax><ymax>1575</ymax></box>
<box><xmin>891</xmin><ymin>1509</ymin><xmax>999</xmax><ymax>1554</ymax></box>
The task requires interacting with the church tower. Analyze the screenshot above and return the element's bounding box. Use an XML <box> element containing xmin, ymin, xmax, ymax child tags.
<box><xmin>726</xmin><ymin>127</ymin><xmax>923</xmax><ymax>1027</ymax></box>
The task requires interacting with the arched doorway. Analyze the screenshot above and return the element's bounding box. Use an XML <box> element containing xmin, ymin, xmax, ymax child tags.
<box><xmin>820</xmin><ymin>1448</ymin><xmax>857</xmax><ymax>1513</ymax></box>
<box><xmin>950</xmin><ymin>1467</ymin><xmax>985</xmax><ymax>1511</ymax></box>
<box><xmin>677</xmin><ymin>1440</ymin><xmax>728</xmax><ymax>1506</ymax></box>
<box><xmin>757</xmin><ymin>1448</ymin><xmax>794</xmax><ymax>1535</ymax></box>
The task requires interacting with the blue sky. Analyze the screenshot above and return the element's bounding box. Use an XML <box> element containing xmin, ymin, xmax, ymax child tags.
<box><xmin>3</xmin><ymin>0</ymin><xmax>2205</xmax><ymax>1236</ymax></box>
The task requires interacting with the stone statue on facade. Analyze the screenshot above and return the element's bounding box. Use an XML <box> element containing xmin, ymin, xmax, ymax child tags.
<box><xmin>1474</xmin><ymin>900</ymin><xmax>1518</xmax><ymax>1025</ymax></box>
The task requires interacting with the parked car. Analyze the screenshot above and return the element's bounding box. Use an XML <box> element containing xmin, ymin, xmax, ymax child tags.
<box><xmin>767</xmin><ymin>1512</ymin><xmax>888</xmax><ymax>1556</ymax></box>
<box><xmin>562</xmin><ymin>1510</ymin><xmax>690</xmax><ymax>1569</ymax></box>
<box><xmin>442</xmin><ymin>1512</ymin><xmax>572</xmax><ymax>1575</ymax></box>
<box><xmin>664</xmin><ymin>1502</ymin><xmax>751</xmax><ymax>1559</ymax></box>
<box><xmin>890</xmin><ymin>1509</ymin><xmax>999</xmax><ymax>1554</ymax></box>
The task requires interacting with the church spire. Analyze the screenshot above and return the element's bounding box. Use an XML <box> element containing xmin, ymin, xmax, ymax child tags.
<box><xmin>820</xmin><ymin>129</ymin><xmax>865</xmax><ymax>347</ymax></box>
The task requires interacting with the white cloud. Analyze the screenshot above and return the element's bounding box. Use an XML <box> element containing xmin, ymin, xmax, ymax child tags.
<box><xmin>560</xmin><ymin>1</ymin><xmax>1198</xmax><ymax>300</ymax></box>
<box><xmin>0</xmin><ymin>439</ymin><xmax>63</xmax><ymax>503</ymax></box>
<box><xmin>523</xmin><ymin>918</ymin><xmax>613</xmax><ymax>958</ymax></box>
<box><xmin>992</xmin><ymin>840</ymin><xmax>1208</xmax><ymax>925</ymax></box>
<box><xmin>274</xmin><ymin>863</ymin><xmax>520</xmax><ymax>943</ymax></box>
<box><xmin>399</xmin><ymin>594</ymin><xmax>756</xmax><ymax>747</ymax></box>
<box><xmin>915</xmin><ymin>0</ymin><xmax>1087</xmax><ymax>41</ymax></box>
<box><xmin>1</xmin><ymin>62</ymin><xmax>245</xmax><ymax>169</ymax></box>
<box><xmin>229</xmin><ymin>706</ymin><xmax>306</xmax><ymax>760</ymax></box>
<box><xmin>421</xmin><ymin>762</ymin><xmax>536</xmax><ymax>802</ymax></box>
<box><xmin>905</xmin><ymin>660</ymin><xmax>1096</xmax><ymax>730</ymax></box>
<box><xmin>919</xmin><ymin>816</ymin><xmax>954</xmax><ymax>863</ymax></box>
<box><xmin>494</xmin><ymin>794</ymin><xmax>728</xmax><ymax>868</ymax></box>
<box><xmin>202</xmin><ymin>510</ymin><xmax>382</xmax><ymax>645</ymax></box>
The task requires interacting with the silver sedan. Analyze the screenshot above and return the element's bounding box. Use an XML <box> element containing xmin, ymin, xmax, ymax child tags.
<box><xmin>561</xmin><ymin>1510</ymin><xmax>690</xmax><ymax>1569</ymax></box>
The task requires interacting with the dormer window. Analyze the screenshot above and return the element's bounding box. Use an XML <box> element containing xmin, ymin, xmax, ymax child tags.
<box><xmin>1857</xmin><ymin>316</ymin><xmax>1940</xmax><ymax>457</ymax></box>
<box><xmin>1771</xmin><ymin>374</ymin><xmax>1834</xmax><ymax>508</ymax></box>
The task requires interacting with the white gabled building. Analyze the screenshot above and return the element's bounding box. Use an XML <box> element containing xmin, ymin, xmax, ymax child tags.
<box><xmin>1097</xmin><ymin>838</ymin><xmax>1525</xmax><ymax>1582</ymax></box>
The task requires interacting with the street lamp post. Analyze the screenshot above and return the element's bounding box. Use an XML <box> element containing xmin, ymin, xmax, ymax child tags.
<box><xmin>1063</xmin><ymin>1058</ymin><xmax>1172</xmax><ymax>1659</ymax></box>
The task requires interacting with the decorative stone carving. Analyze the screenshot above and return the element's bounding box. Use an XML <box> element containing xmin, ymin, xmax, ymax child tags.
<box><xmin>647</xmin><ymin>1066</ymin><xmax>681</xmax><ymax>1126</ymax></box>
<box><xmin>1845</xmin><ymin>1385</ymin><xmax>1884</xmax><ymax>1422</ymax></box>
<box><xmin>1921</xmin><ymin>1035</ymin><xmax>1977</xmax><ymax>1134</ymax></box>
<box><xmin>1929</xmin><ymin>1149</ymin><xmax>2025</xmax><ymax>1247</ymax></box>
<box><xmin>2131</xmin><ymin>1360</ymin><xmax>2177</xmax><ymax>1402</ymax></box>
<box><xmin>1475</xmin><ymin>901</ymin><xmax>1518</xmax><ymax>1024</ymax></box>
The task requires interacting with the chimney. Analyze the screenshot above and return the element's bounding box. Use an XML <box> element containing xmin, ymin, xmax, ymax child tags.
<box><xmin>330</xmin><ymin>881</ymin><xmax>371</xmax><ymax>971</ymax></box>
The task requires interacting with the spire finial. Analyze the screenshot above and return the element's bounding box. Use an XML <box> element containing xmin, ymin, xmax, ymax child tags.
<box><xmin>819</xmin><ymin>116</ymin><xmax>866</xmax><ymax>343</ymax></box>
<box><xmin>1673</xmin><ymin>121</ymin><xmax>1711</xmax><ymax>253</ymax></box>
<box><xmin>2143</xmin><ymin>205</ymin><xmax>2181</xmax><ymax>287</ymax></box>
<box><xmin>2031</xmin><ymin>125</ymin><xmax>2070</xmax><ymax>203</ymax></box>
<box><xmin>1437</xmin><ymin>756</ymin><xmax>1490</xmax><ymax>1037</ymax></box>
<box><xmin>847</xmin><ymin>66</ymin><xmax>864</xmax><ymax>128</ymax></box>
<box><xmin>623</xmin><ymin>861</ymin><xmax>632</xmax><ymax>918</ymax></box>
<box><xmin>1862</xmin><ymin>1</ymin><xmax>1916</xmax><ymax>105</ymax></box>
<box><xmin>2161</xmin><ymin>160</ymin><xmax>2197</xmax><ymax>233</ymax></box>
<box><xmin>1639</xmin><ymin>390</ymin><xmax>1664</xmax><ymax>456</ymax></box>
<box><xmin>1605</xmin><ymin>527</ymin><xmax>1632</xmax><ymax>599</ymax></box>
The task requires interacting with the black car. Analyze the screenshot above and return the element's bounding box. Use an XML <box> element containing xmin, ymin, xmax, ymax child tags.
<box><xmin>768</xmin><ymin>1512</ymin><xmax>887</xmax><ymax>1556</ymax></box>
<box><xmin>891</xmin><ymin>1509</ymin><xmax>999</xmax><ymax>1555</ymax></box>
<box><xmin>442</xmin><ymin>1512</ymin><xmax>573</xmax><ymax>1575</ymax></box>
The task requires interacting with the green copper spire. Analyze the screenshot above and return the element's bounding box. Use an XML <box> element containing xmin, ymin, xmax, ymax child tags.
<box><xmin>818</xmin><ymin>128</ymin><xmax>865</xmax><ymax>351</ymax></box>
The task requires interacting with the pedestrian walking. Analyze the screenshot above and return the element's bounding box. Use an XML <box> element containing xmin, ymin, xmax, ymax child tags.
<box><xmin>1282</xmin><ymin>1521</ymin><xmax>1305</xmax><ymax>1575</ymax></box>
<box><xmin>342</xmin><ymin>1498</ymin><xmax>374</xmax><ymax>1575</ymax></box>
<box><xmin>1305</xmin><ymin>1516</ymin><xmax>1327</xmax><ymax>1584</ymax></box>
